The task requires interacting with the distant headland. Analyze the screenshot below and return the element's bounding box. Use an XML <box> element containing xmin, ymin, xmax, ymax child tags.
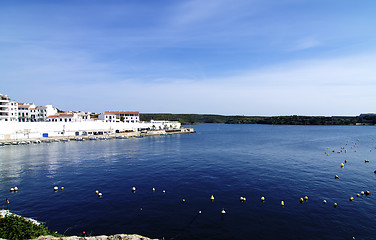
<box><xmin>140</xmin><ymin>113</ymin><xmax>376</xmax><ymax>126</ymax></box>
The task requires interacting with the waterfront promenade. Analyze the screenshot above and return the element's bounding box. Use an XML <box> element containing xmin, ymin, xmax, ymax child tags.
<box><xmin>0</xmin><ymin>128</ymin><xmax>194</xmax><ymax>145</ymax></box>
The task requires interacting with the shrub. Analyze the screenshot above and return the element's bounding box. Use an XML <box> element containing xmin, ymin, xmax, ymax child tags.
<box><xmin>0</xmin><ymin>214</ymin><xmax>60</xmax><ymax>240</ymax></box>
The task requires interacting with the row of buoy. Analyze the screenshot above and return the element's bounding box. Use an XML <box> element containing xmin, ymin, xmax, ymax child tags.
<box><xmin>9</xmin><ymin>187</ymin><xmax>18</xmax><ymax>192</ymax></box>
<box><xmin>53</xmin><ymin>186</ymin><xmax>64</xmax><ymax>191</ymax></box>
<box><xmin>330</xmin><ymin>138</ymin><xmax>374</xmax><ymax>211</ymax></box>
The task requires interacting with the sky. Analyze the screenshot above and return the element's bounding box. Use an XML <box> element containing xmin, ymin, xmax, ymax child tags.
<box><xmin>1</xmin><ymin>0</ymin><xmax>375</xmax><ymax>116</ymax></box>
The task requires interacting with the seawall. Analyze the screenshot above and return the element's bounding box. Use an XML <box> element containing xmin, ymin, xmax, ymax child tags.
<box><xmin>0</xmin><ymin>121</ymin><xmax>190</xmax><ymax>142</ymax></box>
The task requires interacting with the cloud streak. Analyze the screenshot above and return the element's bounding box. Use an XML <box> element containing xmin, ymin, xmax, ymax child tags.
<box><xmin>1</xmin><ymin>0</ymin><xmax>376</xmax><ymax>115</ymax></box>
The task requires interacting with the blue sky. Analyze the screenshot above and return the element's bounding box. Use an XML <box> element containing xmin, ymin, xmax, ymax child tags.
<box><xmin>1</xmin><ymin>0</ymin><xmax>375</xmax><ymax>116</ymax></box>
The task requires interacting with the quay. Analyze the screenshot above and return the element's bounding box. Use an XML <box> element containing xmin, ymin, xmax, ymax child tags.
<box><xmin>0</xmin><ymin>128</ymin><xmax>195</xmax><ymax>145</ymax></box>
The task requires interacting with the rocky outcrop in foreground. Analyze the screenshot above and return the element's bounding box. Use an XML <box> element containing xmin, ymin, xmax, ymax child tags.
<box><xmin>36</xmin><ymin>234</ymin><xmax>158</xmax><ymax>240</ymax></box>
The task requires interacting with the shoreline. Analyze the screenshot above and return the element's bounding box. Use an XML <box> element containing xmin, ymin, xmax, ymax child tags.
<box><xmin>0</xmin><ymin>128</ymin><xmax>195</xmax><ymax>145</ymax></box>
<box><xmin>1</xmin><ymin>210</ymin><xmax>158</xmax><ymax>240</ymax></box>
<box><xmin>35</xmin><ymin>234</ymin><xmax>158</xmax><ymax>240</ymax></box>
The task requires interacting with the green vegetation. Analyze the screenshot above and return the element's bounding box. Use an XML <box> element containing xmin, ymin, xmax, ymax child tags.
<box><xmin>0</xmin><ymin>214</ymin><xmax>62</xmax><ymax>240</ymax></box>
<box><xmin>140</xmin><ymin>113</ymin><xmax>372</xmax><ymax>125</ymax></box>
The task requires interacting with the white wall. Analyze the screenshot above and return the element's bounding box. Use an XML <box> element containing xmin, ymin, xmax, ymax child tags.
<box><xmin>0</xmin><ymin>120</ymin><xmax>181</xmax><ymax>140</ymax></box>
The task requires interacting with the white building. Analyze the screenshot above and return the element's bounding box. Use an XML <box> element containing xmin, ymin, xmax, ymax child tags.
<box><xmin>47</xmin><ymin>112</ymin><xmax>90</xmax><ymax>122</ymax></box>
<box><xmin>149</xmin><ymin>120</ymin><xmax>181</xmax><ymax>130</ymax></box>
<box><xmin>0</xmin><ymin>94</ymin><xmax>18</xmax><ymax>122</ymax></box>
<box><xmin>34</xmin><ymin>105</ymin><xmax>57</xmax><ymax>122</ymax></box>
<box><xmin>18</xmin><ymin>103</ymin><xmax>36</xmax><ymax>122</ymax></box>
<box><xmin>99</xmin><ymin>111</ymin><xmax>139</xmax><ymax>123</ymax></box>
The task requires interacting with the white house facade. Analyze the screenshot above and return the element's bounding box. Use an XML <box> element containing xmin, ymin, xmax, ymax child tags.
<box><xmin>34</xmin><ymin>105</ymin><xmax>58</xmax><ymax>122</ymax></box>
<box><xmin>18</xmin><ymin>103</ymin><xmax>36</xmax><ymax>122</ymax></box>
<box><xmin>0</xmin><ymin>94</ymin><xmax>18</xmax><ymax>122</ymax></box>
<box><xmin>47</xmin><ymin>112</ymin><xmax>91</xmax><ymax>122</ymax></box>
<box><xmin>99</xmin><ymin>111</ymin><xmax>139</xmax><ymax>123</ymax></box>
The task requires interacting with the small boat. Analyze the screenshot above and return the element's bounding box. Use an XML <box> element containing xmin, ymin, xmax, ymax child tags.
<box><xmin>33</xmin><ymin>140</ymin><xmax>41</xmax><ymax>144</ymax></box>
<box><xmin>88</xmin><ymin>137</ymin><xmax>97</xmax><ymax>140</ymax></box>
<box><xmin>0</xmin><ymin>143</ymin><xmax>4</xmax><ymax>146</ymax></box>
<box><xmin>20</xmin><ymin>141</ymin><xmax>27</xmax><ymax>145</ymax></box>
<box><xmin>11</xmin><ymin>142</ymin><xmax>19</xmax><ymax>145</ymax></box>
<box><xmin>54</xmin><ymin>139</ymin><xmax>60</xmax><ymax>142</ymax></box>
<box><xmin>116</xmin><ymin>136</ymin><xmax>128</xmax><ymax>139</ymax></box>
<box><xmin>44</xmin><ymin>140</ymin><xmax>52</xmax><ymax>143</ymax></box>
<box><xmin>61</xmin><ymin>139</ymin><xmax>70</xmax><ymax>142</ymax></box>
<box><xmin>75</xmin><ymin>137</ymin><xmax>84</xmax><ymax>141</ymax></box>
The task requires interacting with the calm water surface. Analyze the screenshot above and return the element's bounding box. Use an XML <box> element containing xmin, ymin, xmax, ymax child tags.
<box><xmin>1</xmin><ymin>124</ymin><xmax>376</xmax><ymax>239</ymax></box>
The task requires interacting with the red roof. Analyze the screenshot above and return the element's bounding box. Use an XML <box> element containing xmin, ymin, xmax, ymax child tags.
<box><xmin>48</xmin><ymin>113</ymin><xmax>74</xmax><ymax>118</ymax></box>
<box><xmin>104</xmin><ymin>111</ymin><xmax>139</xmax><ymax>115</ymax></box>
<box><xmin>18</xmin><ymin>104</ymin><xmax>31</xmax><ymax>107</ymax></box>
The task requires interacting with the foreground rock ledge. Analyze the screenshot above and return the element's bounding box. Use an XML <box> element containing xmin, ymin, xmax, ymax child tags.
<box><xmin>35</xmin><ymin>234</ymin><xmax>158</xmax><ymax>240</ymax></box>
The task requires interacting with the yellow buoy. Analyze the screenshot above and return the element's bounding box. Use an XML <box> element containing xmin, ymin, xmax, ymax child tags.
<box><xmin>61</xmin><ymin>187</ymin><xmax>64</xmax><ymax>190</ymax></box>
<box><xmin>221</xmin><ymin>209</ymin><xmax>226</xmax><ymax>214</ymax></box>
<box><xmin>349</xmin><ymin>197</ymin><xmax>354</xmax><ymax>201</ymax></box>
<box><xmin>304</xmin><ymin>196</ymin><xmax>308</xmax><ymax>201</ymax></box>
<box><xmin>95</xmin><ymin>190</ymin><xmax>99</xmax><ymax>194</ymax></box>
<box><xmin>300</xmin><ymin>198</ymin><xmax>304</xmax><ymax>203</ymax></box>
<box><xmin>210</xmin><ymin>195</ymin><xmax>215</xmax><ymax>201</ymax></box>
<box><xmin>281</xmin><ymin>201</ymin><xmax>285</xmax><ymax>206</ymax></box>
<box><xmin>334</xmin><ymin>203</ymin><xmax>338</xmax><ymax>207</ymax></box>
<box><xmin>182</xmin><ymin>199</ymin><xmax>186</xmax><ymax>203</ymax></box>
<box><xmin>340</xmin><ymin>163</ymin><xmax>344</xmax><ymax>168</ymax></box>
<box><xmin>261</xmin><ymin>196</ymin><xmax>265</xmax><ymax>202</ymax></box>
<box><xmin>356</xmin><ymin>194</ymin><xmax>360</xmax><ymax>197</ymax></box>
<box><xmin>152</xmin><ymin>188</ymin><xmax>155</xmax><ymax>192</ymax></box>
<box><xmin>162</xmin><ymin>190</ymin><xmax>166</xmax><ymax>193</ymax></box>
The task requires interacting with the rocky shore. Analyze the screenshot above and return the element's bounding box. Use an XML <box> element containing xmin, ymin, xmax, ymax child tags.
<box><xmin>35</xmin><ymin>234</ymin><xmax>158</xmax><ymax>240</ymax></box>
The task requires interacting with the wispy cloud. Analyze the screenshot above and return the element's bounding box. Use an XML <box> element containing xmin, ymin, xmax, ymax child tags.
<box><xmin>1</xmin><ymin>1</ymin><xmax>376</xmax><ymax>115</ymax></box>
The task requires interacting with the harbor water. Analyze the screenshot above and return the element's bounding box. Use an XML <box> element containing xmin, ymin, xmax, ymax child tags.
<box><xmin>1</xmin><ymin>124</ymin><xmax>376</xmax><ymax>239</ymax></box>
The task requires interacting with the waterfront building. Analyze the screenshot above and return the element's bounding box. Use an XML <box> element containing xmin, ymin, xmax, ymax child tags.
<box><xmin>34</xmin><ymin>105</ymin><xmax>58</xmax><ymax>122</ymax></box>
<box><xmin>46</xmin><ymin>112</ymin><xmax>90</xmax><ymax>122</ymax></box>
<box><xmin>0</xmin><ymin>93</ymin><xmax>18</xmax><ymax>122</ymax></box>
<box><xmin>18</xmin><ymin>103</ymin><xmax>36</xmax><ymax>122</ymax></box>
<box><xmin>98</xmin><ymin>111</ymin><xmax>140</xmax><ymax>123</ymax></box>
<box><xmin>0</xmin><ymin>93</ymin><xmax>185</xmax><ymax>141</ymax></box>
<box><xmin>150</xmin><ymin>120</ymin><xmax>181</xmax><ymax>130</ymax></box>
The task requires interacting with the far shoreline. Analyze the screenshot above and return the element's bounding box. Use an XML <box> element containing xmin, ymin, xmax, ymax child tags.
<box><xmin>140</xmin><ymin>113</ymin><xmax>376</xmax><ymax>126</ymax></box>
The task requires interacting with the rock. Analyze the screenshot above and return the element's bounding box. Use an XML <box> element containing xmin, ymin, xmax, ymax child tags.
<box><xmin>35</xmin><ymin>234</ymin><xmax>158</xmax><ymax>240</ymax></box>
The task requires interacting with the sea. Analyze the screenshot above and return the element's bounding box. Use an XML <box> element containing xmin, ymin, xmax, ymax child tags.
<box><xmin>1</xmin><ymin>124</ymin><xmax>376</xmax><ymax>240</ymax></box>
